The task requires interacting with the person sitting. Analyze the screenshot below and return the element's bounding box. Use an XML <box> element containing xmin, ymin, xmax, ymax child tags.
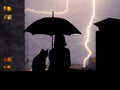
<box><xmin>49</xmin><ymin>35</ymin><xmax>71</xmax><ymax>72</ymax></box>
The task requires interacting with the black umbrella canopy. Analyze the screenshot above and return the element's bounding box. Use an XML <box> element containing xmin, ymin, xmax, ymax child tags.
<box><xmin>25</xmin><ymin>17</ymin><xmax>82</xmax><ymax>36</ymax></box>
<box><xmin>25</xmin><ymin>17</ymin><xmax>82</xmax><ymax>48</ymax></box>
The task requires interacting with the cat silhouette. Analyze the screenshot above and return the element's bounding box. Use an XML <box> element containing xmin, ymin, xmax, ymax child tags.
<box><xmin>32</xmin><ymin>49</ymin><xmax>48</xmax><ymax>72</ymax></box>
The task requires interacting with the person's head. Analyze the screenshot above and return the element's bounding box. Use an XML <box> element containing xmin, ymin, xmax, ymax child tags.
<box><xmin>54</xmin><ymin>35</ymin><xmax>67</xmax><ymax>47</ymax></box>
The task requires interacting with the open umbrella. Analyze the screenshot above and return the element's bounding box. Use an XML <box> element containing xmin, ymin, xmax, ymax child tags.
<box><xmin>25</xmin><ymin>14</ymin><xmax>81</xmax><ymax>48</ymax></box>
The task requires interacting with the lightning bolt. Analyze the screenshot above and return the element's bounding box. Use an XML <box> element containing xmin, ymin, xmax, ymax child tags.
<box><xmin>25</xmin><ymin>0</ymin><xmax>96</xmax><ymax>69</ymax></box>
<box><xmin>25</xmin><ymin>0</ymin><xmax>69</xmax><ymax>15</ymax></box>
<box><xmin>83</xmin><ymin>0</ymin><xmax>96</xmax><ymax>68</ymax></box>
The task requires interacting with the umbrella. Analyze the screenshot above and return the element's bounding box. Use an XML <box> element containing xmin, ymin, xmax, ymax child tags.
<box><xmin>25</xmin><ymin>14</ymin><xmax>81</xmax><ymax>48</ymax></box>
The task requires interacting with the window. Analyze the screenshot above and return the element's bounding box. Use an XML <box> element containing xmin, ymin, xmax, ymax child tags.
<box><xmin>4</xmin><ymin>15</ymin><xmax>12</xmax><ymax>20</ymax></box>
<box><xmin>3</xmin><ymin>6</ymin><xmax>12</xmax><ymax>12</ymax></box>
<box><xmin>3</xmin><ymin>57</ymin><xmax>12</xmax><ymax>63</ymax></box>
<box><xmin>3</xmin><ymin>65</ymin><xmax>12</xmax><ymax>70</ymax></box>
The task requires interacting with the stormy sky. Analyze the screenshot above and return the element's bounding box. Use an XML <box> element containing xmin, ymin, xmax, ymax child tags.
<box><xmin>25</xmin><ymin>0</ymin><xmax>120</xmax><ymax>66</ymax></box>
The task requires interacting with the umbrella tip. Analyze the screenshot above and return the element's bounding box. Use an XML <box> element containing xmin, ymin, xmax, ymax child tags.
<box><xmin>52</xmin><ymin>11</ymin><xmax>54</xmax><ymax>18</ymax></box>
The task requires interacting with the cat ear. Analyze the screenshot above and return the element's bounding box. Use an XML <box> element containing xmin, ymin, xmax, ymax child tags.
<box><xmin>41</xmin><ymin>49</ymin><xmax>44</xmax><ymax>52</ymax></box>
<box><xmin>46</xmin><ymin>49</ymin><xmax>49</xmax><ymax>52</ymax></box>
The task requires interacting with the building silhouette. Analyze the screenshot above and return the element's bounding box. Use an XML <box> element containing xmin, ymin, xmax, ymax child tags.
<box><xmin>94</xmin><ymin>18</ymin><xmax>120</xmax><ymax>69</ymax></box>
<box><xmin>86</xmin><ymin>57</ymin><xmax>96</xmax><ymax>70</ymax></box>
<box><xmin>0</xmin><ymin>0</ymin><xmax>25</xmax><ymax>71</ymax></box>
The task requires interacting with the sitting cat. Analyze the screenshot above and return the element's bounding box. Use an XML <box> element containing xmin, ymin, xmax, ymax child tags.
<box><xmin>32</xmin><ymin>49</ymin><xmax>48</xmax><ymax>72</ymax></box>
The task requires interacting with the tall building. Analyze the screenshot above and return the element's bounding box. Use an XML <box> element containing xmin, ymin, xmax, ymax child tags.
<box><xmin>94</xmin><ymin>18</ymin><xmax>120</xmax><ymax>69</ymax></box>
<box><xmin>0</xmin><ymin>0</ymin><xmax>25</xmax><ymax>71</ymax></box>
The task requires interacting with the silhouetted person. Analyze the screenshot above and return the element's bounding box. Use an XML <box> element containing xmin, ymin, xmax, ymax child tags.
<box><xmin>32</xmin><ymin>49</ymin><xmax>48</xmax><ymax>72</ymax></box>
<box><xmin>49</xmin><ymin>35</ymin><xmax>71</xmax><ymax>71</ymax></box>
